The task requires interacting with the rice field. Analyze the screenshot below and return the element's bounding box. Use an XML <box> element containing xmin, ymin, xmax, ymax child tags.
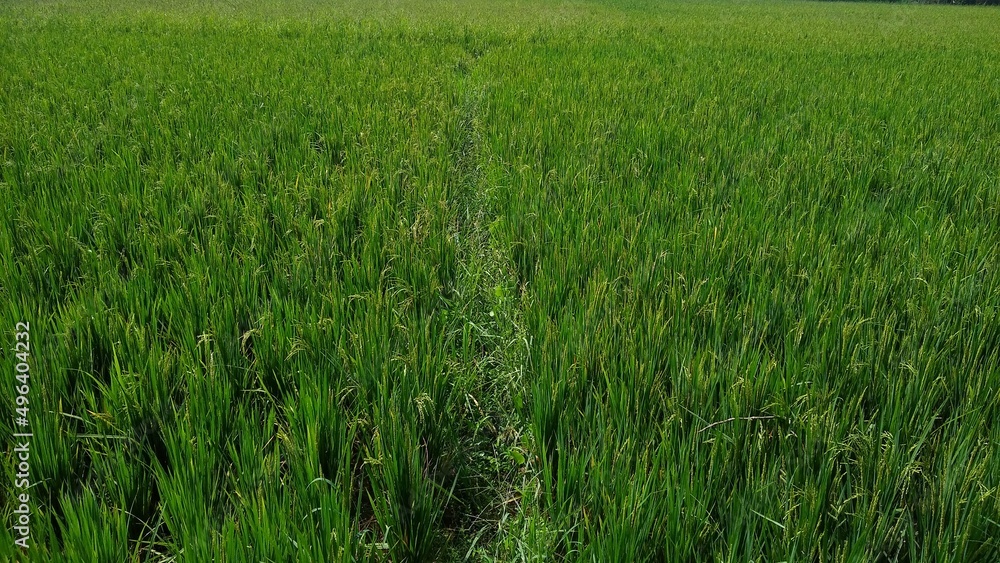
<box><xmin>1</xmin><ymin>0</ymin><xmax>999</xmax><ymax>561</ymax></box>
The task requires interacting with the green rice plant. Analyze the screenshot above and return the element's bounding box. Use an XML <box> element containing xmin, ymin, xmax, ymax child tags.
<box><xmin>1</xmin><ymin>0</ymin><xmax>999</xmax><ymax>561</ymax></box>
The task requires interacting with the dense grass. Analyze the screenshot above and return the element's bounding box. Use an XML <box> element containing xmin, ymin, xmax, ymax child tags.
<box><xmin>2</xmin><ymin>0</ymin><xmax>999</xmax><ymax>561</ymax></box>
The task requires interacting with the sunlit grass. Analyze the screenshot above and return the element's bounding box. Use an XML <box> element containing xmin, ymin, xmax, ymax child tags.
<box><xmin>1</xmin><ymin>1</ymin><xmax>998</xmax><ymax>561</ymax></box>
